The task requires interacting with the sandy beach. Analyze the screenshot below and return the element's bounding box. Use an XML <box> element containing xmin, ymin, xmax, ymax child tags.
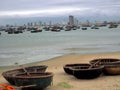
<box><xmin>0</xmin><ymin>52</ymin><xmax>120</xmax><ymax>90</ymax></box>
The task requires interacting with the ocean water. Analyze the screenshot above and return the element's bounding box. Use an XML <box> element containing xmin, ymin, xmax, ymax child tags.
<box><xmin>0</xmin><ymin>26</ymin><xmax>120</xmax><ymax>66</ymax></box>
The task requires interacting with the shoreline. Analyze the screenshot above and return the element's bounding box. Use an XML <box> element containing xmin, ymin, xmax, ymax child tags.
<box><xmin>1</xmin><ymin>51</ymin><xmax>120</xmax><ymax>68</ymax></box>
<box><xmin>0</xmin><ymin>52</ymin><xmax>120</xmax><ymax>90</ymax></box>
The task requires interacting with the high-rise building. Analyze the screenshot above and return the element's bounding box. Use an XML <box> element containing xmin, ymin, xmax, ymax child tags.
<box><xmin>69</xmin><ymin>15</ymin><xmax>74</xmax><ymax>26</ymax></box>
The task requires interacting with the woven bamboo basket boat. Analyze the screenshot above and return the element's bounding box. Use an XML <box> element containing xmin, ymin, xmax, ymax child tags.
<box><xmin>89</xmin><ymin>58</ymin><xmax>120</xmax><ymax>75</ymax></box>
<box><xmin>63</xmin><ymin>63</ymin><xmax>90</xmax><ymax>75</ymax></box>
<box><xmin>103</xmin><ymin>64</ymin><xmax>120</xmax><ymax>75</ymax></box>
<box><xmin>71</xmin><ymin>64</ymin><xmax>104</xmax><ymax>79</ymax></box>
<box><xmin>13</xmin><ymin>72</ymin><xmax>53</xmax><ymax>90</ymax></box>
<box><xmin>2</xmin><ymin>65</ymin><xmax>48</xmax><ymax>85</ymax></box>
<box><xmin>89</xmin><ymin>58</ymin><xmax>120</xmax><ymax>66</ymax></box>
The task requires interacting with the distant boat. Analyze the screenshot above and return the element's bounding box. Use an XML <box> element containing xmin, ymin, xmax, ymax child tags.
<box><xmin>31</xmin><ymin>28</ymin><xmax>42</xmax><ymax>33</ymax></box>
<box><xmin>108</xmin><ymin>23</ymin><xmax>118</xmax><ymax>28</ymax></box>
<box><xmin>51</xmin><ymin>28</ymin><xmax>60</xmax><ymax>32</ymax></box>
<box><xmin>43</xmin><ymin>26</ymin><xmax>50</xmax><ymax>31</ymax></box>
<box><xmin>72</xmin><ymin>27</ymin><xmax>77</xmax><ymax>30</ymax></box>
<box><xmin>7</xmin><ymin>27</ymin><xmax>23</xmax><ymax>34</ymax></box>
<box><xmin>65</xmin><ymin>25</ymin><xmax>71</xmax><ymax>31</ymax></box>
<box><xmin>81</xmin><ymin>27</ymin><xmax>87</xmax><ymax>30</ymax></box>
<box><xmin>91</xmin><ymin>26</ymin><xmax>99</xmax><ymax>29</ymax></box>
<box><xmin>14</xmin><ymin>30</ymin><xmax>20</xmax><ymax>34</ymax></box>
<box><xmin>8</xmin><ymin>31</ymin><xmax>14</xmax><ymax>34</ymax></box>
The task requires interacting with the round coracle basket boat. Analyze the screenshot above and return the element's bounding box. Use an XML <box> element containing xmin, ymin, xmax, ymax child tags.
<box><xmin>2</xmin><ymin>65</ymin><xmax>48</xmax><ymax>85</ymax></box>
<box><xmin>89</xmin><ymin>58</ymin><xmax>120</xmax><ymax>66</ymax></box>
<box><xmin>90</xmin><ymin>58</ymin><xmax>120</xmax><ymax>76</ymax></box>
<box><xmin>103</xmin><ymin>64</ymin><xmax>120</xmax><ymax>75</ymax></box>
<box><xmin>71</xmin><ymin>64</ymin><xmax>104</xmax><ymax>79</ymax></box>
<box><xmin>13</xmin><ymin>72</ymin><xmax>53</xmax><ymax>90</ymax></box>
<box><xmin>63</xmin><ymin>63</ymin><xmax>90</xmax><ymax>75</ymax></box>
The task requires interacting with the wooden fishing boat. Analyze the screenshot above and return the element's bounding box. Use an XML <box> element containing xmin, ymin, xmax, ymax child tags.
<box><xmin>81</xmin><ymin>27</ymin><xmax>87</xmax><ymax>30</ymax></box>
<box><xmin>89</xmin><ymin>58</ymin><xmax>120</xmax><ymax>66</ymax></box>
<box><xmin>2</xmin><ymin>65</ymin><xmax>47</xmax><ymax>85</ymax></box>
<box><xmin>72</xmin><ymin>65</ymin><xmax>104</xmax><ymax>79</ymax></box>
<box><xmin>31</xmin><ymin>30</ymin><xmax>42</xmax><ymax>33</ymax></box>
<box><xmin>63</xmin><ymin>63</ymin><xmax>90</xmax><ymax>75</ymax></box>
<box><xmin>103</xmin><ymin>64</ymin><xmax>120</xmax><ymax>75</ymax></box>
<box><xmin>13</xmin><ymin>72</ymin><xmax>53</xmax><ymax>90</ymax></box>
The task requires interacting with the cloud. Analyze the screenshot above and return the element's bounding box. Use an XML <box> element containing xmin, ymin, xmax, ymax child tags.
<box><xmin>0</xmin><ymin>6</ymin><xmax>90</xmax><ymax>17</ymax></box>
<box><xmin>0</xmin><ymin>0</ymin><xmax>120</xmax><ymax>18</ymax></box>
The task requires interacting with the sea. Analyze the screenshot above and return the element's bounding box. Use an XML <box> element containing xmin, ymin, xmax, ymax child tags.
<box><xmin>0</xmin><ymin>26</ymin><xmax>120</xmax><ymax>66</ymax></box>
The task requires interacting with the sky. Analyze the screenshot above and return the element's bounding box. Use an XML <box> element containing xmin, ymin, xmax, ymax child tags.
<box><xmin>0</xmin><ymin>0</ymin><xmax>120</xmax><ymax>17</ymax></box>
<box><xmin>0</xmin><ymin>0</ymin><xmax>120</xmax><ymax>25</ymax></box>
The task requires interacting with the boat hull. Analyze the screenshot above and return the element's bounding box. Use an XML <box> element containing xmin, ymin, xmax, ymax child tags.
<box><xmin>72</xmin><ymin>65</ymin><xmax>104</xmax><ymax>79</ymax></box>
<box><xmin>14</xmin><ymin>72</ymin><xmax>53</xmax><ymax>90</ymax></box>
<box><xmin>89</xmin><ymin>58</ymin><xmax>120</xmax><ymax>76</ymax></box>
<box><xmin>103</xmin><ymin>65</ymin><xmax>120</xmax><ymax>75</ymax></box>
<box><xmin>63</xmin><ymin>64</ymin><xmax>90</xmax><ymax>75</ymax></box>
<box><xmin>2</xmin><ymin>65</ymin><xmax>47</xmax><ymax>85</ymax></box>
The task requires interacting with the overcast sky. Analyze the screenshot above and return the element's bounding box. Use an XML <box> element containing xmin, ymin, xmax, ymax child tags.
<box><xmin>0</xmin><ymin>0</ymin><xmax>120</xmax><ymax>18</ymax></box>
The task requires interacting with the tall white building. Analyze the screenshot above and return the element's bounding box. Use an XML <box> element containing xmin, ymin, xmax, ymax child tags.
<box><xmin>69</xmin><ymin>15</ymin><xmax>74</xmax><ymax>26</ymax></box>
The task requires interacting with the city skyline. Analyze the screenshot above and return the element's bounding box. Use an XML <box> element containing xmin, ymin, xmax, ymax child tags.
<box><xmin>0</xmin><ymin>0</ymin><xmax>120</xmax><ymax>25</ymax></box>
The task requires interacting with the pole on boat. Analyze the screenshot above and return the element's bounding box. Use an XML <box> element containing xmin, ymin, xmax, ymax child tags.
<box><xmin>14</xmin><ymin>63</ymin><xmax>31</xmax><ymax>76</ymax></box>
<box><xmin>89</xmin><ymin>60</ymin><xmax>100</xmax><ymax>69</ymax></box>
<box><xmin>18</xmin><ymin>65</ymin><xmax>31</xmax><ymax>76</ymax></box>
<box><xmin>22</xmin><ymin>67</ymin><xmax>31</xmax><ymax>76</ymax></box>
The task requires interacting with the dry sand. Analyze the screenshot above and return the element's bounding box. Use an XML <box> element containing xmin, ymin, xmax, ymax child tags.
<box><xmin>0</xmin><ymin>52</ymin><xmax>120</xmax><ymax>90</ymax></box>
